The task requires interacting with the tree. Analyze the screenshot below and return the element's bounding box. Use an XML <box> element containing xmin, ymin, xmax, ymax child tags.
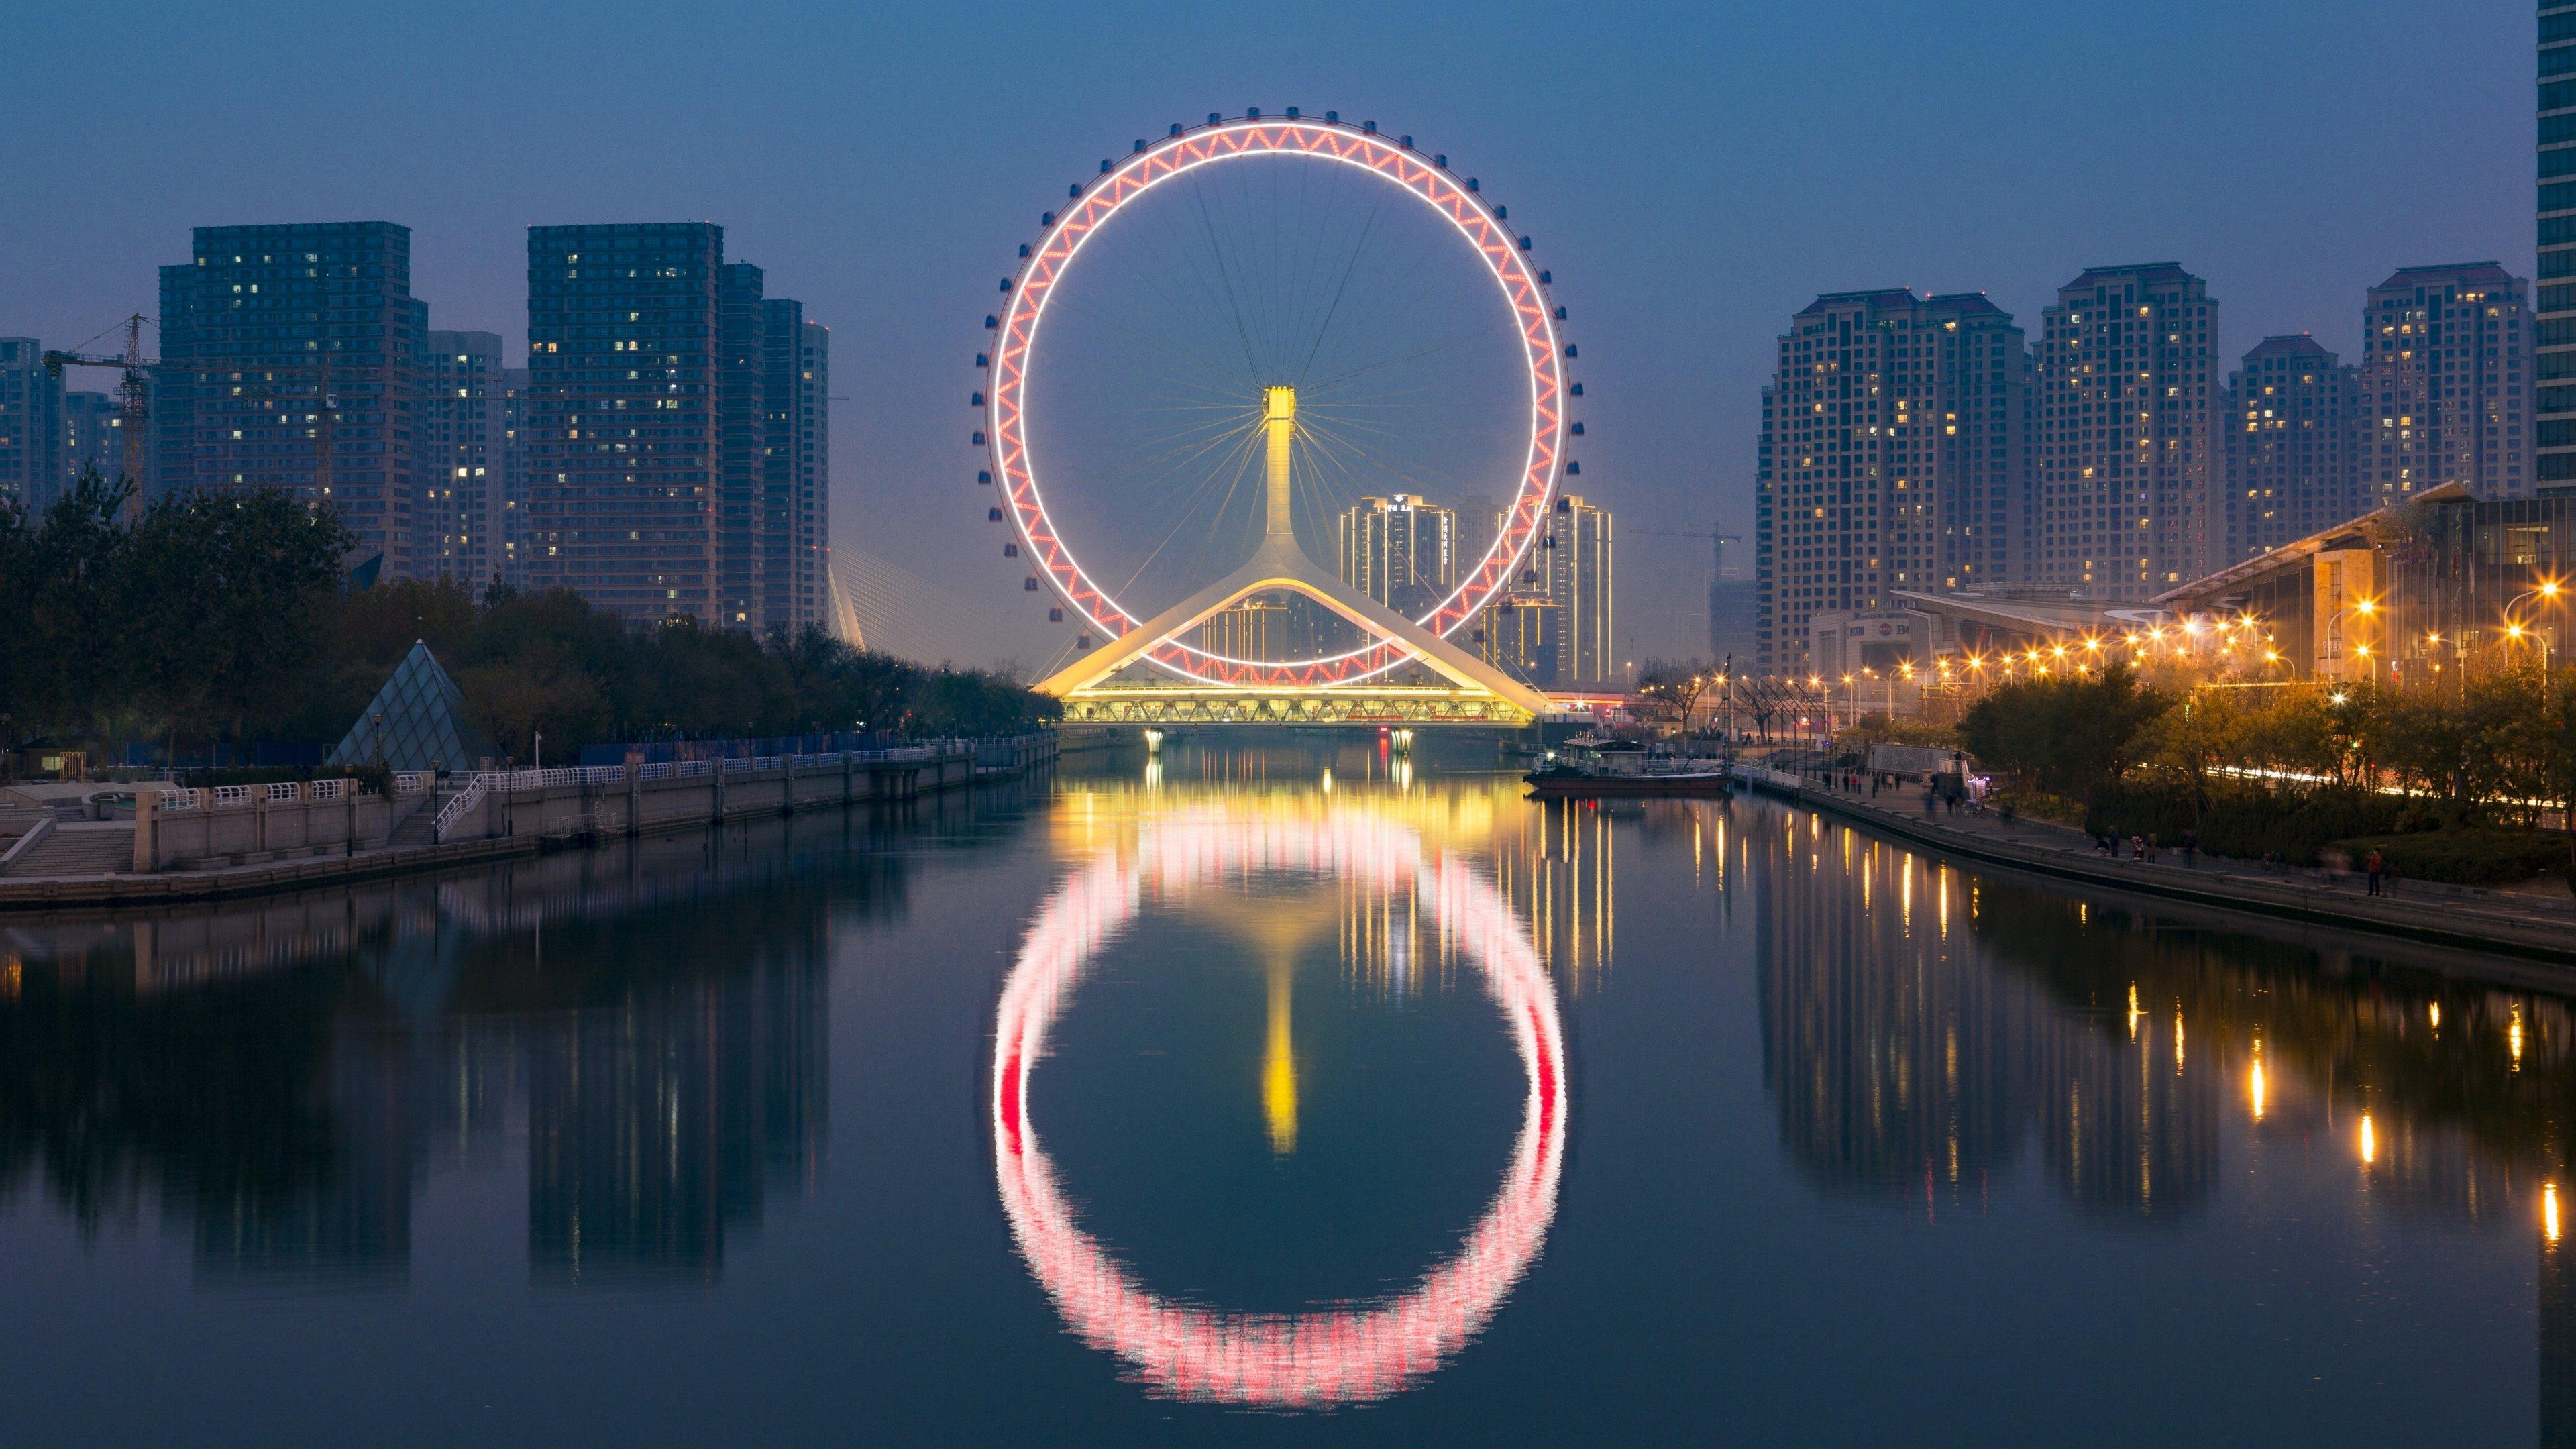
<box><xmin>1960</xmin><ymin>664</ymin><xmax>2169</xmax><ymax>805</ymax></box>
<box><xmin>1633</xmin><ymin>659</ymin><xmax>1715</xmax><ymax>731</ymax></box>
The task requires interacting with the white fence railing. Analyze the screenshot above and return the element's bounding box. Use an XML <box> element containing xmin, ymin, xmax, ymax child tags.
<box><xmin>433</xmin><ymin>773</ymin><xmax>488</xmax><ymax>844</ymax></box>
<box><xmin>136</xmin><ymin>739</ymin><xmax>1006</xmax><ymax>833</ymax></box>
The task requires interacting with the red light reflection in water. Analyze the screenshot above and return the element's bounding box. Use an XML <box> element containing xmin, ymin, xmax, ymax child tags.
<box><xmin>991</xmin><ymin>807</ymin><xmax>1567</xmax><ymax>1407</ymax></box>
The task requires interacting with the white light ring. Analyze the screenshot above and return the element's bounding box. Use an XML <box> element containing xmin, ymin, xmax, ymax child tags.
<box><xmin>989</xmin><ymin>808</ymin><xmax>1566</xmax><ymax>1406</ymax></box>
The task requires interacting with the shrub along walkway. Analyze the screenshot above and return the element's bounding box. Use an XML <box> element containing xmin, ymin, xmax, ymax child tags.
<box><xmin>1743</xmin><ymin>770</ymin><xmax>2576</xmax><ymax>969</ymax></box>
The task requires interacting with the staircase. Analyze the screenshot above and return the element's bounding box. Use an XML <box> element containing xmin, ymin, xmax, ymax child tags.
<box><xmin>1</xmin><ymin>824</ymin><xmax>134</xmax><ymax>877</ymax></box>
<box><xmin>386</xmin><ymin>798</ymin><xmax>439</xmax><ymax>850</ymax></box>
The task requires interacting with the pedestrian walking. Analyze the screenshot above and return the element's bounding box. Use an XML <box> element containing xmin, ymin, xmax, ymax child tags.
<box><xmin>2129</xmin><ymin>835</ymin><xmax>2145</xmax><ymax>861</ymax></box>
<box><xmin>2365</xmin><ymin>849</ymin><xmax>2384</xmax><ymax>897</ymax></box>
<box><xmin>2146</xmin><ymin>833</ymin><xmax>2159</xmax><ymax>864</ymax></box>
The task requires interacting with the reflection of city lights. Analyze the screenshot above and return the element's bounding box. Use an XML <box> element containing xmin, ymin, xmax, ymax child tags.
<box><xmin>2127</xmin><ymin>983</ymin><xmax>2142</xmax><ymax>1040</ymax></box>
<box><xmin>2550</xmin><ymin>1184</ymin><xmax>2563</xmax><ymax>1244</ymax></box>
<box><xmin>2174</xmin><ymin>1009</ymin><xmax>2185</xmax><ymax>1072</ymax></box>
<box><xmin>2428</xmin><ymin>1002</ymin><xmax>2440</xmax><ymax>1032</ymax></box>
<box><xmin>2512</xmin><ymin>1003</ymin><xmax>2525</xmax><ymax>1069</ymax></box>
<box><xmin>2249</xmin><ymin>1037</ymin><xmax>2266</xmax><ymax>1121</ymax></box>
<box><xmin>2359</xmin><ymin>1114</ymin><xmax>2377</xmax><ymax>1165</ymax></box>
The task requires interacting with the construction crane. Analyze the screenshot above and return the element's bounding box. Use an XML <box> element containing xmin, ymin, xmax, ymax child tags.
<box><xmin>46</xmin><ymin>317</ymin><xmax>338</xmax><ymax>508</ymax></box>
<box><xmin>42</xmin><ymin>314</ymin><xmax>154</xmax><ymax>497</ymax></box>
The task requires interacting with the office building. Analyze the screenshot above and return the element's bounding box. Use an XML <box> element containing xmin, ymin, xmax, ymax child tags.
<box><xmin>2160</xmin><ymin>481</ymin><xmax>2573</xmax><ymax>686</ymax></box>
<box><xmin>2542</xmin><ymin>1</ymin><xmax>2576</xmax><ymax>490</ymax></box>
<box><xmin>0</xmin><ymin>339</ymin><xmax>63</xmax><ymax>513</ymax></box>
<box><xmin>2223</xmin><ymin>336</ymin><xmax>2361</xmax><ymax>561</ymax></box>
<box><xmin>2031</xmin><ymin>263</ymin><xmax>2218</xmax><ymax>599</ymax></box>
<box><xmin>1754</xmin><ymin>289</ymin><xmax>2028</xmax><ymax>673</ymax></box>
<box><xmin>525</xmin><ymin>223</ymin><xmax>726</xmax><ymax>627</ymax></box>
<box><xmin>156</xmin><ymin>222</ymin><xmax>427</xmax><ymax>574</ymax></box>
<box><xmin>2359</xmin><ymin>264</ymin><xmax>2531</xmax><ymax>504</ymax></box>
<box><xmin>61</xmin><ymin>391</ymin><xmax>119</xmax><ymax>493</ymax></box>
<box><xmin>420</xmin><ymin>331</ymin><xmax>508</xmax><ymax>594</ymax></box>
<box><xmin>1338</xmin><ymin>493</ymin><xmax>1458</xmax><ymax>618</ymax></box>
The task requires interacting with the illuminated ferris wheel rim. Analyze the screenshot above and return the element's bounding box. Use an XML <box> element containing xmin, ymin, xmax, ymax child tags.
<box><xmin>986</xmin><ymin>115</ymin><xmax>1568</xmax><ymax>688</ymax></box>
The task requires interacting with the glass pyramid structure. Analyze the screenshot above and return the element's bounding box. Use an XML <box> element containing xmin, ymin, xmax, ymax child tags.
<box><xmin>325</xmin><ymin>640</ymin><xmax>487</xmax><ymax>773</ymax></box>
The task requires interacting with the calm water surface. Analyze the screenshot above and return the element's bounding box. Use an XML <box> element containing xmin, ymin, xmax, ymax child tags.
<box><xmin>1</xmin><ymin>738</ymin><xmax>2570</xmax><ymax>1445</ymax></box>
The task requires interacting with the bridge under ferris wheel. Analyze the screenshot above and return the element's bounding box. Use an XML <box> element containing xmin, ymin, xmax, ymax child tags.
<box><xmin>988</xmin><ymin>115</ymin><xmax>1578</xmax><ymax>728</ymax></box>
<box><xmin>1035</xmin><ymin>385</ymin><xmax>1552</xmax><ymax>727</ymax></box>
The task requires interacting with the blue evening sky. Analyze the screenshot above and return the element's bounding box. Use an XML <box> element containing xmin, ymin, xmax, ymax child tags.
<box><xmin>0</xmin><ymin>1</ymin><xmax>2533</xmax><ymax>667</ymax></box>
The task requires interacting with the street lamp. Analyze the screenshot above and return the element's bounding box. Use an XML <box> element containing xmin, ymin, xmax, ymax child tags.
<box><xmin>2505</xmin><ymin>580</ymin><xmax>2564</xmax><ymax>674</ymax></box>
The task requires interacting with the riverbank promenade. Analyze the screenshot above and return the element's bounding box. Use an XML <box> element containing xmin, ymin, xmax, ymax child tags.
<box><xmin>0</xmin><ymin>735</ymin><xmax>1058</xmax><ymax>912</ymax></box>
<box><xmin>1737</xmin><ymin>767</ymin><xmax>2576</xmax><ymax>972</ymax></box>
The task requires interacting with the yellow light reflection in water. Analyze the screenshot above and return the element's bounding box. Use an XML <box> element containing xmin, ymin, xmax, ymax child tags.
<box><xmin>2512</xmin><ymin>1003</ymin><xmax>2525</xmax><ymax>1070</ymax></box>
<box><xmin>2428</xmin><ymin>1001</ymin><xmax>2440</xmax><ymax>1033</ymax></box>
<box><xmin>2127</xmin><ymin>984</ymin><xmax>2142</xmax><ymax>1041</ymax></box>
<box><xmin>2359</xmin><ymin>1114</ymin><xmax>2377</xmax><ymax>1165</ymax></box>
<box><xmin>2173</xmin><ymin>1008</ymin><xmax>2185</xmax><ymax>1074</ymax></box>
<box><xmin>2549</xmin><ymin>1183</ymin><xmax>2563</xmax><ymax>1244</ymax></box>
<box><xmin>1263</xmin><ymin>957</ymin><xmax>1297</xmax><ymax>1155</ymax></box>
<box><xmin>2249</xmin><ymin>1061</ymin><xmax>2266</xmax><ymax>1121</ymax></box>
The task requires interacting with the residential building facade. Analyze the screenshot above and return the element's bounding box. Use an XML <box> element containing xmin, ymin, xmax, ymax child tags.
<box><xmin>1337</xmin><ymin>493</ymin><xmax>1458</xmax><ymax>618</ymax></box>
<box><xmin>156</xmin><ymin>222</ymin><xmax>427</xmax><ymax>574</ymax></box>
<box><xmin>525</xmin><ymin>223</ymin><xmax>726</xmax><ymax>627</ymax></box>
<box><xmin>2222</xmin><ymin>335</ymin><xmax>2360</xmax><ymax>561</ymax></box>
<box><xmin>0</xmin><ymin>339</ymin><xmax>62</xmax><ymax>513</ymax></box>
<box><xmin>2542</xmin><ymin>0</ymin><xmax>2576</xmax><ymax>490</ymax></box>
<box><xmin>420</xmin><ymin>330</ymin><xmax>508</xmax><ymax>593</ymax></box>
<box><xmin>763</xmin><ymin>304</ymin><xmax>827</xmax><ymax>635</ymax></box>
<box><xmin>498</xmin><ymin>367</ymin><xmax>530</xmax><ymax>589</ymax></box>
<box><xmin>1753</xmin><ymin>288</ymin><xmax>2027</xmax><ymax>672</ymax></box>
<box><xmin>61</xmin><ymin>391</ymin><xmax>119</xmax><ymax>493</ymax></box>
<box><xmin>2358</xmin><ymin>263</ymin><xmax>2531</xmax><ymax>504</ymax></box>
<box><xmin>2030</xmin><ymin>263</ymin><xmax>2218</xmax><ymax>599</ymax></box>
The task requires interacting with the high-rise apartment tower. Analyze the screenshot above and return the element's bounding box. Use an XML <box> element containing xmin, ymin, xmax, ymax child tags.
<box><xmin>2359</xmin><ymin>264</ymin><xmax>2531</xmax><ymax>504</ymax></box>
<box><xmin>2030</xmin><ymin>263</ymin><xmax>2218</xmax><ymax>598</ymax></box>
<box><xmin>2222</xmin><ymin>336</ymin><xmax>2360</xmax><ymax>561</ymax></box>
<box><xmin>156</xmin><ymin>222</ymin><xmax>427</xmax><ymax>574</ymax></box>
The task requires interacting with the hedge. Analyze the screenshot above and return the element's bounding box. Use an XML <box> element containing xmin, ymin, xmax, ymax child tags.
<box><xmin>2085</xmin><ymin>782</ymin><xmax>2408</xmax><ymax>867</ymax></box>
<box><xmin>2331</xmin><ymin>830</ymin><xmax>2573</xmax><ymax>886</ymax></box>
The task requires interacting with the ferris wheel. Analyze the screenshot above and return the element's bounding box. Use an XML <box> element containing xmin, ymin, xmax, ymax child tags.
<box><xmin>977</xmin><ymin>111</ymin><xmax>1577</xmax><ymax>692</ymax></box>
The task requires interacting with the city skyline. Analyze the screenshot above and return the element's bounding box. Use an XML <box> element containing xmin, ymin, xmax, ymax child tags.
<box><xmin>0</xmin><ymin>1</ymin><xmax>2531</xmax><ymax>667</ymax></box>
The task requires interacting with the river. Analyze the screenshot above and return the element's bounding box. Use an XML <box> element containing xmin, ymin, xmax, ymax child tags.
<box><xmin>0</xmin><ymin>736</ymin><xmax>2566</xmax><ymax>1445</ymax></box>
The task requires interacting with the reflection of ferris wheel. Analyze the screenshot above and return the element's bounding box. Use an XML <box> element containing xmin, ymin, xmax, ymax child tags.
<box><xmin>979</xmin><ymin>111</ymin><xmax>1575</xmax><ymax>690</ymax></box>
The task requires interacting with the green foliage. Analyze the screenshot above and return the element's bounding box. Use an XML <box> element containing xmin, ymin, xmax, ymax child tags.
<box><xmin>0</xmin><ymin>470</ymin><xmax>352</xmax><ymax>755</ymax></box>
<box><xmin>2088</xmin><ymin>781</ymin><xmax>2406</xmax><ymax>867</ymax></box>
<box><xmin>1840</xmin><ymin>712</ymin><xmax>1957</xmax><ymax>751</ymax></box>
<box><xmin>0</xmin><ymin>482</ymin><xmax>1055</xmax><ymax>764</ymax></box>
<box><xmin>2330</xmin><ymin>829</ymin><xmax>2571</xmax><ymax>886</ymax></box>
<box><xmin>1957</xmin><ymin>665</ymin><xmax>2169</xmax><ymax>804</ymax></box>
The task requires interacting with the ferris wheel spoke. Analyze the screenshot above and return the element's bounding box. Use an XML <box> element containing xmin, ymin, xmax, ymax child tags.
<box><xmin>1294</xmin><ymin>186</ymin><xmax>1389</xmax><ymax>386</ymax></box>
<box><xmin>1113</xmin><ymin>424</ymin><xmax>1268</xmax><ymax>602</ymax></box>
<box><xmin>1299</xmin><ymin>413</ymin><xmax>1491</xmax><ymax>507</ymax></box>
<box><xmin>1300</xmin><ymin>318</ymin><xmax>1519</xmax><ymax>401</ymax></box>
<box><xmin>1042</xmin><ymin>293</ymin><xmax>1257</xmax><ymax>399</ymax></box>
<box><xmin>1189</xmin><ymin>182</ymin><xmax>1267</xmax><ymax>380</ymax></box>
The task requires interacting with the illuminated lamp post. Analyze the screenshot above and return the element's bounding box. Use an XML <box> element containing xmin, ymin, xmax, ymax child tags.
<box><xmin>2504</xmin><ymin>580</ymin><xmax>2563</xmax><ymax>674</ymax></box>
